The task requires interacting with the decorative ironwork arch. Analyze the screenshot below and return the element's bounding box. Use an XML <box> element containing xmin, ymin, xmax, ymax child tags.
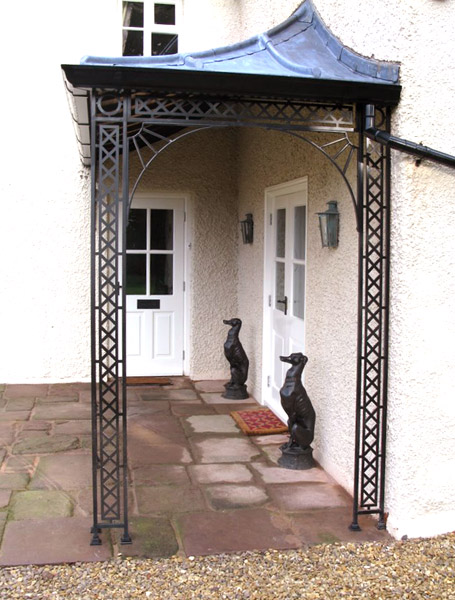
<box><xmin>89</xmin><ymin>89</ymin><xmax>390</xmax><ymax>544</ymax></box>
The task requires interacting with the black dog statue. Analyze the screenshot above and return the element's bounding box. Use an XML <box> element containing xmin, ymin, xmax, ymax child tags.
<box><xmin>278</xmin><ymin>352</ymin><xmax>316</xmax><ymax>470</ymax></box>
<box><xmin>222</xmin><ymin>318</ymin><xmax>249</xmax><ymax>400</ymax></box>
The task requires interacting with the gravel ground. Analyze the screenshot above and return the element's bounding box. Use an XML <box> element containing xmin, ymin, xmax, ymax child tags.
<box><xmin>1</xmin><ymin>534</ymin><xmax>454</xmax><ymax>599</ymax></box>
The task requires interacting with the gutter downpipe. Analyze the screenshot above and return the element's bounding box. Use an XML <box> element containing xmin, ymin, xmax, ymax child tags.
<box><xmin>365</xmin><ymin>104</ymin><xmax>455</xmax><ymax>169</ymax></box>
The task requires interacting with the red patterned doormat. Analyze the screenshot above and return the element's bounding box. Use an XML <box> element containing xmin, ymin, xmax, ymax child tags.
<box><xmin>231</xmin><ymin>408</ymin><xmax>288</xmax><ymax>436</ymax></box>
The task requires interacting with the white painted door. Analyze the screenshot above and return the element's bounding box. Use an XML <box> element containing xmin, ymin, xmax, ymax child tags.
<box><xmin>263</xmin><ymin>178</ymin><xmax>308</xmax><ymax>419</ymax></box>
<box><xmin>125</xmin><ymin>196</ymin><xmax>185</xmax><ymax>376</ymax></box>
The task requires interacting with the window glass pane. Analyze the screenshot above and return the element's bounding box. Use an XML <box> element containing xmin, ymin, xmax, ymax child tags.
<box><xmin>150</xmin><ymin>255</ymin><xmax>173</xmax><ymax>295</ymax></box>
<box><xmin>123</xmin><ymin>1</ymin><xmax>144</xmax><ymax>27</ymax></box>
<box><xmin>293</xmin><ymin>264</ymin><xmax>305</xmax><ymax>319</ymax></box>
<box><xmin>150</xmin><ymin>209</ymin><xmax>173</xmax><ymax>250</ymax></box>
<box><xmin>294</xmin><ymin>206</ymin><xmax>306</xmax><ymax>260</ymax></box>
<box><xmin>154</xmin><ymin>3</ymin><xmax>175</xmax><ymax>24</ymax></box>
<box><xmin>276</xmin><ymin>208</ymin><xmax>286</xmax><ymax>258</ymax></box>
<box><xmin>275</xmin><ymin>261</ymin><xmax>285</xmax><ymax>312</ymax></box>
<box><xmin>127</xmin><ymin>209</ymin><xmax>147</xmax><ymax>249</ymax></box>
<box><xmin>126</xmin><ymin>255</ymin><xmax>146</xmax><ymax>295</ymax></box>
<box><xmin>152</xmin><ymin>32</ymin><xmax>178</xmax><ymax>55</ymax></box>
<box><xmin>123</xmin><ymin>29</ymin><xmax>143</xmax><ymax>56</ymax></box>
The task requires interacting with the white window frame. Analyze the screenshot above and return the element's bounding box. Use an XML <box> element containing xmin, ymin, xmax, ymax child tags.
<box><xmin>121</xmin><ymin>0</ymin><xmax>182</xmax><ymax>57</ymax></box>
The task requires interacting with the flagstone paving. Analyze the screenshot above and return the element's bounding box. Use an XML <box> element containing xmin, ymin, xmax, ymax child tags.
<box><xmin>0</xmin><ymin>378</ymin><xmax>391</xmax><ymax>565</ymax></box>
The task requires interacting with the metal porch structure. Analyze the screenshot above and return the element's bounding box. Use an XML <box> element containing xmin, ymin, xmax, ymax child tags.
<box><xmin>62</xmin><ymin>0</ymin><xmax>402</xmax><ymax>544</ymax></box>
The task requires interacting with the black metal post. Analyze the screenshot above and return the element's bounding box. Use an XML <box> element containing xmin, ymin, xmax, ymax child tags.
<box><xmin>351</xmin><ymin>104</ymin><xmax>390</xmax><ymax>530</ymax></box>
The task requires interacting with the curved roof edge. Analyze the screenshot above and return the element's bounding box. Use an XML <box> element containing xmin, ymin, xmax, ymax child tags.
<box><xmin>80</xmin><ymin>0</ymin><xmax>399</xmax><ymax>86</ymax></box>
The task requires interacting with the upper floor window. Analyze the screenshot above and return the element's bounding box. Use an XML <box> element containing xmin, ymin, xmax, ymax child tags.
<box><xmin>122</xmin><ymin>1</ymin><xmax>180</xmax><ymax>56</ymax></box>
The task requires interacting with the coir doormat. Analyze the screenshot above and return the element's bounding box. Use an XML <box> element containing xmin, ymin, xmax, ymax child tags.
<box><xmin>125</xmin><ymin>377</ymin><xmax>171</xmax><ymax>386</ymax></box>
<box><xmin>231</xmin><ymin>408</ymin><xmax>288</xmax><ymax>436</ymax></box>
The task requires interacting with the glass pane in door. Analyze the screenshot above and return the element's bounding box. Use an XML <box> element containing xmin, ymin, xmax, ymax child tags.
<box><xmin>150</xmin><ymin>209</ymin><xmax>173</xmax><ymax>250</ymax></box>
<box><xmin>275</xmin><ymin>261</ymin><xmax>285</xmax><ymax>312</ymax></box>
<box><xmin>294</xmin><ymin>206</ymin><xmax>306</xmax><ymax>260</ymax></box>
<box><xmin>150</xmin><ymin>254</ymin><xmax>173</xmax><ymax>295</ymax></box>
<box><xmin>276</xmin><ymin>208</ymin><xmax>286</xmax><ymax>258</ymax></box>
<box><xmin>293</xmin><ymin>264</ymin><xmax>305</xmax><ymax>319</ymax></box>
<box><xmin>127</xmin><ymin>209</ymin><xmax>147</xmax><ymax>249</ymax></box>
<box><xmin>126</xmin><ymin>254</ymin><xmax>146</xmax><ymax>294</ymax></box>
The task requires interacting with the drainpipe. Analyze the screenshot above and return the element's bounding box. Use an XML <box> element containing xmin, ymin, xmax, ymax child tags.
<box><xmin>365</xmin><ymin>104</ymin><xmax>455</xmax><ymax>169</ymax></box>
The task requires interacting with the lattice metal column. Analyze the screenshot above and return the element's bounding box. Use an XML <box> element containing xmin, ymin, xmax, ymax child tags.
<box><xmin>90</xmin><ymin>91</ymin><xmax>131</xmax><ymax>545</ymax></box>
<box><xmin>351</xmin><ymin>105</ymin><xmax>391</xmax><ymax>531</ymax></box>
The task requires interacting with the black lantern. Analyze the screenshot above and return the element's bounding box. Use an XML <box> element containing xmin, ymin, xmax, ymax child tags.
<box><xmin>240</xmin><ymin>213</ymin><xmax>254</xmax><ymax>244</ymax></box>
<box><xmin>317</xmin><ymin>201</ymin><xmax>339</xmax><ymax>248</ymax></box>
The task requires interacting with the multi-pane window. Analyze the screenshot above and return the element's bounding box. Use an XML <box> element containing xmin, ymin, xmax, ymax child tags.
<box><xmin>122</xmin><ymin>0</ymin><xmax>180</xmax><ymax>56</ymax></box>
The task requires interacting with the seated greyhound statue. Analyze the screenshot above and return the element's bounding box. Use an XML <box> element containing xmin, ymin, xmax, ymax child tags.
<box><xmin>278</xmin><ymin>352</ymin><xmax>316</xmax><ymax>469</ymax></box>
<box><xmin>222</xmin><ymin>318</ymin><xmax>249</xmax><ymax>399</ymax></box>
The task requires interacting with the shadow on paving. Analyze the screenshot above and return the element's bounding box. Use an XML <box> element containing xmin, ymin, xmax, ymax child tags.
<box><xmin>0</xmin><ymin>379</ymin><xmax>390</xmax><ymax>565</ymax></box>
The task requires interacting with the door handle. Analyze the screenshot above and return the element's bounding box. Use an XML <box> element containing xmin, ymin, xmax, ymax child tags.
<box><xmin>276</xmin><ymin>296</ymin><xmax>288</xmax><ymax>315</ymax></box>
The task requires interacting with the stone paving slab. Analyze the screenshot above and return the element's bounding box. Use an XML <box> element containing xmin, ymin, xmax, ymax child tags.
<box><xmin>36</xmin><ymin>395</ymin><xmax>79</xmax><ymax>404</ymax></box>
<box><xmin>184</xmin><ymin>415</ymin><xmax>241</xmax><ymax>435</ymax></box>
<box><xmin>0</xmin><ymin>424</ymin><xmax>16</xmax><ymax>445</ymax></box>
<box><xmin>288</xmin><ymin>506</ymin><xmax>392</xmax><ymax>545</ymax></box>
<box><xmin>9</xmin><ymin>490</ymin><xmax>73</xmax><ymax>520</ymax></box>
<box><xmin>250</xmin><ymin>462</ymin><xmax>330</xmax><ymax>484</ymax></box>
<box><xmin>250</xmin><ymin>433</ymin><xmax>289</xmax><ymax>446</ymax></box>
<box><xmin>128</xmin><ymin>442</ymin><xmax>193</xmax><ymax>468</ymax></box>
<box><xmin>193</xmin><ymin>380</ymin><xmax>227</xmax><ymax>393</ymax></box>
<box><xmin>129</xmin><ymin>401</ymin><xmax>171</xmax><ymax>416</ymax></box>
<box><xmin>178</xmin><ymin>509</ymin><xmax>300</xmax><ymax>556</ymax></box>
<box><xmin>29</xmin><ymin>454</ymin><xmax>92</xmax><ymax>490</ymax></box>
<box><xmin>170</xmin><ymin>403</ymin><xmax>215</xmax><ymax>417</ymax></box>
<box><xmin>200</xmin><ymin>393</ymin><xmax>247</xmax><ymax>405</ymax></box>
<box><xmin>48</xmin><ymin>383</ymin><xmax>91</xmax><ymax>395</ymax></box>
<box><xmin>33</xmin><ymin>402</ymin><xmax>91</xmax><ymax>421</ymax></box>
<box><xmin>12</xmin><ymin>435</ymin><xmax>80</xmax><ymax>455</ymax></box>
<box><xmin>0</xmin><ymin>517</ymin><xmax>112</xmax><ymax>566</ymax></box>
<box><xmin>190</xmin><ymin>436</ymin><xmax>262</xmax><ymax>464</ymax></box>
<box><xmin>54</xmin><ymin>420</ymin><xmax>92</xmax><ymax>435</ymax></box>
<box><xmin>139</xmin><ymin>389</ymin><xmax>198</xmax><ymax>401</ymax></box>
<box><xmin>189</xmin><ymin>464</ymin><xmax>253</xmax><ymax>484</ymax></box>
<box><xmin>0</xmin><ymin>490</ymin><xmax>11</xmax><ymax>509</ymax></box>
<box><xmin>131</xmin><ymin>465</ymin><xmax>190</xmax><ymax>486</ymax></box>
<box><xmin>129</xmin><ymin>414</ymin><xmax>187</xmax><ymax>441</ymax></box>
<box><xmin>267</xmin><ymin>483</ymin><xmax>351</xmax><ymax>511</ymax></box>
<box><xmin>0</xmin><ymin>473</ymin><xmax>30</xmax><ymax>490</ymax></box>
<box><xmin>21</xmin><ymin>421</ymin><xmax>51</xmax><ymax>432</ymax></box>
<box><xmin>3</xmin><ymin>456</ymin><xmax>35</xmax><ymax>473</ymax></box>
<box><xmin>114</xmin><ymin>517</ymin><xmax>179</xmax><ymax>558</ymax></box>
<box><xmin>4</xmin><ymin>384</ymin><xmax>49</xmax><ymax>398</ymax></box>
<box><xmin>259</xmin><ymin>444</ymin><xmax>283</xmax><ymax>464</ymax></box>
<box><xmin>204</xmin><ymin>484</ymin><xmax>269</xmax><ymax>510</ymax></box>
<box><xmin>0</xmin><ymin>411</ymin><xmax>31</xmax><ymax>422</ymax></box>
<box><xmin>5</xmin><ymin>398</ymin><xmax>35</xmax><ymax>411</ymax></box>
<box><xmin>135</xmin><ymin>485</ymin><xmax>206</xmax><ymax>515</ymax></box>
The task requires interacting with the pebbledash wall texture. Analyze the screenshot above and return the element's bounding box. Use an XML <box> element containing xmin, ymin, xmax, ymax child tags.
<box><xmin>0</xmin><ymin>0</ymin><xmax>454</xmax><ymax>540</ymax></box>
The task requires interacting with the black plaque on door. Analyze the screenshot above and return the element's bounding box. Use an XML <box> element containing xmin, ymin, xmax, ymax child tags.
<box><xmin>137</xmin><ymin>299</ymin><xmax>160</xmax><ymax>309</ymax></box>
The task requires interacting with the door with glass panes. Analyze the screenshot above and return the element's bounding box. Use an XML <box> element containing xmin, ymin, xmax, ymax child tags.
<box><xmin>263</xmin><ymin>178</ymin><xmax>307</xmax><ymax>419</ymax></box>
<box><xmin>125</xmin><ymin>196</ymin><xmax>185</xmax><ymax>376</ymax></box>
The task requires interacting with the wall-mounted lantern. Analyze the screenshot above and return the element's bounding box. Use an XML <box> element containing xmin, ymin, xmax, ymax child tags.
<box><xmin>317</xmin><ymin>201</ymin><xmax>339</xmax><ymax>248</ymax></box>
<box><xmin>240</xmin><ymin>213</ymin><xmax>254</xmax><ymax>244</ymax></box>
